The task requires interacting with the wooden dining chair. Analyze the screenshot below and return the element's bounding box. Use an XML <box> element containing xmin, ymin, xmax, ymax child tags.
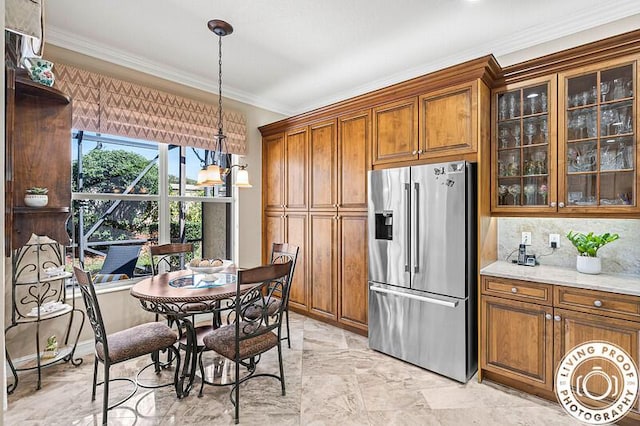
<box><xmin>73</xmin><ymin>267</ymin><xmax>180</xmax><ymax>425</ymax></box>
<box><xmin>198</xmin><ymin>261</ymin><xmax>293</xmax><ymax>424</ymax></box>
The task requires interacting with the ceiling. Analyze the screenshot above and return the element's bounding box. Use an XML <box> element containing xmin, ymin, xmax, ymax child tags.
<box><xmin>47</xmin><ymin>1</ymin><xmax>640</xmax><ymax>116</ymax></box>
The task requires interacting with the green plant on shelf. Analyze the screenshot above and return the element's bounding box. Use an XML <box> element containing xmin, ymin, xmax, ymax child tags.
<box><xmin>566</xmin><ymin>231</ymin><xmax>620</xmax><ymax>257</ymax></box>
<box><xmin>26</xmin><ymin>187</ymin><xmax>48</xmax><ymax>195</ymax></box>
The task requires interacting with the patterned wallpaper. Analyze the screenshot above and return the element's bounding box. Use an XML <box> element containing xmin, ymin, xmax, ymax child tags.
<box><xmin>497</xmin><ymin>217</ymin><xmax>640</xmax><ymax>276</ymax></box>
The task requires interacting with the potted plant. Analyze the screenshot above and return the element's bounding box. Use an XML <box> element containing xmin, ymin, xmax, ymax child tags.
<box><xmin>24</xmin><ymin>187</ymin><xmax>49</xmax><ymax>207</ymax></box>
<box><xmin>566</xmin><ymin>231</ymin><xmax>620</xmax><ymax>275</ymax></box>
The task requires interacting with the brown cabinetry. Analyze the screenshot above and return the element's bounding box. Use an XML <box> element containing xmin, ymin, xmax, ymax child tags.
<box><xmin>419</xmin><ymin>81</ymin><xmax>478</xmax><ymax>159</ymax></box>
<box><xmin>5</xmin><ymin>69</ymin><xmax>72</xmax><ymax>252</ymax></box>
<box><xmin>372</xmin><ymin>80</ymin><xmax>488</xmax><ymax>167</ymax></box>
<box><xmin>309</xmin><ymin>212</ymin><xmax>338</xmax><ymax>320</ymax></box>
<box><xmin>338</xmin><ymin>111</ymin><xmax>370</xmax><ymax>210</ymax></box>
<box><xmin>262</xmin><ymin>110</ymin><xmax>369</xmax><ymax>332</ymax></box>
<box><xmin>481</xmin><ymin>274</ymin><xmax>640</xmax><ymax>421</ymax></box>
<box><xmin>558</xmin><ymin>57</ymin><xmax>639</xmax><ymax>214</ymax></box>
<box><xmin>337</xmin><ymin>213</ymin><xmax>368</xmax><ymax>331</ymax></box>
<box><xmin>310</xmin><ymin>120</ymin><xmax>337</xmax><ymax>210</ymax></box>
<box><xmin>263</xmin><ymin>133</ymin><xmax>285</xmax><ymax>211</ymax></box>
<box><xmin>481</xmin><ymin>294</ymin><xmax>554</xmax><ymax>390</ymax></box>
<box><xmin>285</xmin><ymin>127</ymin><xmax>309</xmax><ymax>210</ymax></box>
<box><xmin>372</xmin><ymin>97</ymin><xmax>418</xmax><ymax>165</ymax></box>
<box><xmin>492</xmin><ymin>76</ymin><xmax>557</xmax><ymax>213</ymax></box>
<box><xmin>491</xmin><ymin>55</ymin><xmax>639</xmax><ymax>215</ymax></box>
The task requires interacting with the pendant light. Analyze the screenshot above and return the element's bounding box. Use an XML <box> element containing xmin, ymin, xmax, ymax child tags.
<box><xmin>197</xmin><ymin>19</ymin><xmax>251</xmax><ymax>188</ymax></box>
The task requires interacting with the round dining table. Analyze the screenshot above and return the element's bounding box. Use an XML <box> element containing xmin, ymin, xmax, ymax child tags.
<box><xmin>130</xmin><ymin>268</ymin><xmax>249</xmax><ymax>397</ymax></box>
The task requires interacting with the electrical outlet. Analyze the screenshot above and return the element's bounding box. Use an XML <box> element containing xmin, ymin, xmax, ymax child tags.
<box><xmin>549</xmin><ymin>233</ymin><xmax>560</xmax><ymax>248</ymax></box>
<box><xmin>521</xmin><ymin>232</ymin><xmax>532</xmax><ymax>245</ymax></box>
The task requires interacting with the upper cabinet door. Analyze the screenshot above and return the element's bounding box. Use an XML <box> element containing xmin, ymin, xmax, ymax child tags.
<box><xmin>309</xmin><ymin>119</ymin><xmax>337</xmax><ymax>210</ymax></box>
<box><xmin>372</xmin><ymin>97</ymin><xmax>419</xmax><ymax>165</ymax></box>
<box><xmin>285</xmin><ymin>127</ymin><xmax>309</xmax><ymax>210</ymax></box>
<box><xmin>491</xmin><ymin>76</ymin><xmax>558</xmax><ymax>214</ymax></box>
<box><xmin>263</xmin><ymin>133</ymin><xmax>285</xmax><ymax>210</ymax></box>
<box><xmin>419</xmin><ymin>81</ymin><xmax>477</xmax><ymax>158</ymax></box>
<box><xmin>558</xmin><ymin>57</ymin><xmax>640</xmax><ymax>214</ymax></box>
<box><xmin>338</xmin><ymin>110</ymin><xmax>370</xmax><ymax>211</ymax></box>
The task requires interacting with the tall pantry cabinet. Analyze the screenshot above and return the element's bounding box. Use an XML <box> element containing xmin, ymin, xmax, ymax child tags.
<box><xmin>261</xmin><ymin>112</ymin><xmax>370</xmax><ymax>333</ymax></box>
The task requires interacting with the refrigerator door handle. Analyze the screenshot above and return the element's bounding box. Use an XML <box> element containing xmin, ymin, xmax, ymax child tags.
<box><xmin>370</xmin><ymin>285</ymin><xmax>459</xmax><ymax>308</ymax></box>
<box><xmin>404</xmin><ymin>183</ymin><xmax>411</xmax><ymax>273</ymax></box>
<box><xmin>414</xmin><ymin>182</ymin><xmax>419</xmax><ymax>273</ymax></box>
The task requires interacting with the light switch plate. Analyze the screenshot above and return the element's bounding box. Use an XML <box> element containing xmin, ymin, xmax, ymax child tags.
<box><xmin>521</xmin><ymin>232</ymin><xmax>532</xmax><ymax>245</ymax></box>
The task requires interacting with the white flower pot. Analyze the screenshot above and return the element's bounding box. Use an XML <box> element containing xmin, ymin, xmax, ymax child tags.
<box><xmin>576</xmin><ymin>255</ymin><xmax>601</xmax><ymax>275</ymax></box>
<box><xmin>24</xmin><ymin>194</ymin><xmax>48</xmax><ymax>208</ymax></box>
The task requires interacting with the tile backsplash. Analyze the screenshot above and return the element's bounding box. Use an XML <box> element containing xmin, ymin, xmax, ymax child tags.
<box><xmin>497</xmin><ymin>218</ymin><xmax>640</xmax><ymax>276</ymax></box>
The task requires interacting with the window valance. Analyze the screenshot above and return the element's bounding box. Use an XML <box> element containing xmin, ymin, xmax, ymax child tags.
<box><xmin>54</xmin><ymin>63</ymin><xmax>247</xmax><ymax>155</ymax></box>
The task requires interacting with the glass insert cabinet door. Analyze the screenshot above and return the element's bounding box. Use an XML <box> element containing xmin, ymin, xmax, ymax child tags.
<box><xmin>493</xmin><ymin>78</ymin><xmax>556</xmax><ymax>210</ymax></box>
<box><xmin>559</xmin><ymin>60</ymin><xmax>638</xmax><ymax>212</ymax></box>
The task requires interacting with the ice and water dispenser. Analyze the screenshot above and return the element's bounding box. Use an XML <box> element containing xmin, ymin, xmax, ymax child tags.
<box><xmin>374</xmin><ymin>210</ymin><xmax>393</xmax><ymax>240</ymax></box>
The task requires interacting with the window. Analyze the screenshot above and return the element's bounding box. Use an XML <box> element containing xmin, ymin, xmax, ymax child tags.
<box><xmin>71</xmin><ymin>132</ymin><xmax>233</xmax><ymax>285</ymax></box>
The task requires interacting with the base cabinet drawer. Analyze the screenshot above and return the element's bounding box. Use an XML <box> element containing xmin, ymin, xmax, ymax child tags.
<box><xmin>555</xmin><ymin>286</ymin><xmax>640</xmax><ymax>322</ymax></box>
<box><xmin>482</xmin><ymin>276</ymin><xmax>552</xmax><ymax>305</ymax></box>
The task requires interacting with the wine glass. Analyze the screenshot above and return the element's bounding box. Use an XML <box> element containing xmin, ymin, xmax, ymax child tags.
<box><xmin>499</xmin><ymin>96</ymin><xmax>507</xmax><ymax>121</ymax></box>
<box><xmin>539</xmin><ymin>119</ymin><xmax>548</xmax><ymax>143</ymax></box>
<box><xmin>498</xmin><ymin>184</ymin><xmax>508</xmax><ymax>205</ymax></box>
<box><xmin>524</xmin><ymin>122</ymin><xmax>536</xmax><ymax>145</ymax></box>
<box><xmin>540</xmin><ymin>92</ymin><xmax>548</xmax><ymax>112</ymax></box>
<box><xmin>529</xmin><ymin>96</ymin><xmax>538</xmax><ymax>115</ymax></box>
<box><xmin>499</xmin><ymin>127</ymin><xmax>510</xmax><ymax>149</ymax></box>
<box><xmin>508</xmin><ymin>184</ymin><xmax>521</xmax><ymax>206</ymax></box>
<box><xmin>508</xmin><ymin>94</ymin><xmax>518</xmax><ymax>119</ymax></box>
<box><xmin>524</xmin><ymin>184</ymin><xmax>537</xmax><ymax>205</ymax></box>
<box><xmin>538</xmin><ymin>184</ymin><xmax>548</xmax><ymax>205</ymax></box>
<box><xmin>600</xmin><ymin>81</ymin><xmax>610</xmax><ymax>102</ymax></box>
<box><xmin>513</xmin><ymin>126</ymin><xmax>521</xmax><ymax>147</ymax></box>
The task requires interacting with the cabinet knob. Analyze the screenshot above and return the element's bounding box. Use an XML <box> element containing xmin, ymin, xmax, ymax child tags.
<box><xmin>545</xmin><ymin>313</ymin><xmax>552</xmax><ymax>320</ymax></box>
<box><xmin>593</xmin><ymin>300</ymin><xmax>603</xmax><ymax>307</ymax></box>
<box><xmin>412</xmin><ymin>150</ymin><xmax>418</xmax><ymax>155</ymax></box>
<box><xmin>334</xmin><ymin>204</ymin><xmax>338</xmax><ymax>208</ymax></box>
<box><xmin>559</xmin><ymin>202</ymin><xmax>565</xmax><ymax>208</ymax></box>
<box><xmin>554</xmin><ymin>315</ymin><xmax>561</xmax><ymax>322</ymax></box>
<box><xmin>418</xmin><ymin>149</ymin><xmax>423</xmax><ymax>154</ymax></box>
<box><xmin>511</xmin><ymin>287</ymin><xmax>518</xmax><ymax>293</ymax></box>
<box><xmin>550</xmin><ymin>201</ymin><xmax>556</xmax><ymax>207</ymax></box>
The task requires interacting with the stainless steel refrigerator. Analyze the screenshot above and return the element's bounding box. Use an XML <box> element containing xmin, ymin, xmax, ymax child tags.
<box><xmin>367</xmin><ymin>161</ymin><xmax>477</xmax><ymax>383</ymax></box>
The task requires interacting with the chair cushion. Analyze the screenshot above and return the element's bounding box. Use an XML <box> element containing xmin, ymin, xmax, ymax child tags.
<box><xmin>243</xmin><ymin>298</ymin><xmax>281</xmax><ymax>320</ymax></box>
<box><xmin>203</xmin><ymin>322</ymin><xmax>278</xmax><ymax>361</ymax></box>
<box><xmin>96</xmin><ymin>322</ymin><xmax>177</xmax><ymax>364</ymax></box>
<box><xmin>92</xmin><ymin>273</ymin><xmax>129</xmax><ymax>283</ymax></box>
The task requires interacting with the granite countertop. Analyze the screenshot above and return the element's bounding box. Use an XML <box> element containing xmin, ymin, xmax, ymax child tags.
<box><xmin>480</xmin><ymin>261</ymin><xmax>640</xmax><ymax>297</ymax></box>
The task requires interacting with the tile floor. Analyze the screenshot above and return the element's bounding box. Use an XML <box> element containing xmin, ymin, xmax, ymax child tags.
<box><xmin>5</xmin><ymin>312</ymin><xmax>579</xmax><ymax>425</ymax></box>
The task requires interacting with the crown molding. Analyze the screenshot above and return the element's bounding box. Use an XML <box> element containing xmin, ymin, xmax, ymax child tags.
<box><xmin>292</xmin><ymin>6</ymin><xmax>640</xmax><ymax>115</ymax></box>
<box><xmin>46</xmin><ymin>26</ymin><xmax>295</xmax><ymax>116</ymax></box>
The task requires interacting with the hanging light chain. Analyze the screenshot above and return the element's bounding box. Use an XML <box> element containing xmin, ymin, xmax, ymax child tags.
<box><xmin>217</xmin><ymin>33</ymin><xmax>224</xmax><ymax>142</ymax></box>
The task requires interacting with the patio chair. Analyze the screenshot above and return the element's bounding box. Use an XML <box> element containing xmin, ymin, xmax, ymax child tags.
<box><xmin>93</xmin><ymin>245</ymin><xmax>141</xmax><ymax>283</ymax></box>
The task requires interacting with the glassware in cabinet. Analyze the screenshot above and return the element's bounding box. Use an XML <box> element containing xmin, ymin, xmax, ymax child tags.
<box><xmin>561</xmin><ymin>61</ymin><xmax>636</xmax><ymax>210</ymax></box>
<box><xmin>494</xmin><ymin>80</ymin><xmax>554</xmax><ymax>210</ymax></box>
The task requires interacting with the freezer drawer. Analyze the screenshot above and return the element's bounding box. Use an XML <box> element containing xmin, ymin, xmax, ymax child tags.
<box><xmin>368</xmin><ymin>282</ymin><xmax>476</xmax><ymax>382</ymax></box>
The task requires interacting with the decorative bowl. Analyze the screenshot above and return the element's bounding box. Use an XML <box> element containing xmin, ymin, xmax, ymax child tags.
<box><xmin>186</xmin><ymin>259</ymin><xmax>233</xmax><ymax>274</ymax></box>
